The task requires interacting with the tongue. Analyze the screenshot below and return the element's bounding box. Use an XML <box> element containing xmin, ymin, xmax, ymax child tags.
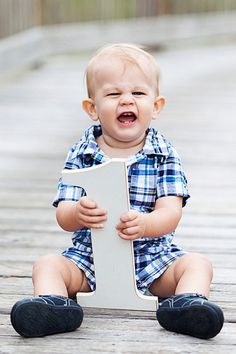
<box><xmin>118</xmin><ymin>114</ymin><xmax>136</xmax><ymax>123</ymax></box>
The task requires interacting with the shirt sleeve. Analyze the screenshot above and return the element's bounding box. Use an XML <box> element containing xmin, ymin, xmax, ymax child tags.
<box><xmin>52</xmin><ymin>146</ymin><xmax>85</xmax><ymax>207</ymax></box>
<box><xmin>156</xmin><ymin>146</ymin><xmax>190</xmax><ymax>207</ymax></box>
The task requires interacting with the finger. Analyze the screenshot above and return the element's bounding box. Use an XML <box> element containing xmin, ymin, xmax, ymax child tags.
<box><xmin>80</xmin><ymin>214</ymin><xmax>107</xmax><ymax>225</ymax></box>
<box><xmin>116</xmin><ymin>219</ymin><xmax>138</xmax><ymax>230</ymax></box>
<box><xmin>87</xmin><ymin>222</ymin><xmax>105</xmax><ymax>229</ymax></box>
<box><xmin>120</xmin><ymin>210</ymin><xmax>138</xmax><ymax>223</ymax></box>
<box><xmin>80</xmin><ymin>196</ymin><xmax>97</xmax><ymax>209</ymax></box>
<box><xmin>118</xmin><ymin>230</ymin><xmax>138</xmax><ymax>241</ymax></box>
<box><xmin>79</xmin><ymin>205</ymin><xmax>107</xmax><ymax>217</ymax></box>
<box><xmin>79</xmin><ymin>198</ymin><xmax>107</xmax><ymax>217</ymax></box>
<box><xmin>123</xmin><ymin>226</ymin><xmax>140</xmax><ymax>235</ymax></box>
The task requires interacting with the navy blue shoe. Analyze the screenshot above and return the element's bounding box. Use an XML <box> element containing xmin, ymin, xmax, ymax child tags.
<box><xmin>11</xmin><ymin>295</ymin><xmax>84</xmax><ymax>337</ymax></box>
<box><xmin>156</xmin><ymin>293</ymin><xmax>224</xmax><ymax>339</ymax></box>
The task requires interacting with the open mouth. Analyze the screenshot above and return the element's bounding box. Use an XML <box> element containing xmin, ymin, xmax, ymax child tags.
<box><xmin>117</xmin><ymin>112</ymin><xmax>137</xmax><ymax>125</ymax></box>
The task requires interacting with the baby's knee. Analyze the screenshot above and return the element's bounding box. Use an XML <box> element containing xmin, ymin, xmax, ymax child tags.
<box><xmin>185</xmin><ymin>252</ymin><xmax>213</xmax><ymax>276</ymax></box>
<box><xmin>32</xmin><ymin>254</ymin><xmax>62</xmax><ymax>276</ymax></box>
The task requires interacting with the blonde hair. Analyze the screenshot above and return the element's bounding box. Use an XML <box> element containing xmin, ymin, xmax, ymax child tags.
<box><xmin>85</xmin><ymin>43</ymin><xmax>160</xmax><ymax>98</ymax></box>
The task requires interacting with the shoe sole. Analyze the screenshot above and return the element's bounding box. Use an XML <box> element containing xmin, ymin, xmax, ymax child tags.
<box><xmin>156</xmin><ymin>302</ymin><xmax>224</xmax><ymax>339</ymax></box>
<box><xmin>11</xmin><ymin>300</ymin><xmax>84</xmax><ymax>337</ymax></box>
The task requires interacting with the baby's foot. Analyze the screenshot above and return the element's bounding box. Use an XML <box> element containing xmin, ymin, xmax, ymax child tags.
<box><xmin>156</xmin><ymin>293</ymin><xmax>224</xmax><ymax>339</ymax></box>
<box><xmin>11</xmin><ymin>295</ymin><xmax>83</xmax><ymax>337</ymax></box>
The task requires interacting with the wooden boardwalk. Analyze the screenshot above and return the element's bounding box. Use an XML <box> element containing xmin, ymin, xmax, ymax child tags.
<box><xmin>0</xmin><ymin>43</ymin><xmax>236</xmax><ymax>353</ymax></box>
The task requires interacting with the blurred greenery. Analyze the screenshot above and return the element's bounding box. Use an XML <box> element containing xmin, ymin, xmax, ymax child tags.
<box><xmin>1</xmin><ymin>0</ymin><xmax>236</xmax><ymax>38</ymax></box>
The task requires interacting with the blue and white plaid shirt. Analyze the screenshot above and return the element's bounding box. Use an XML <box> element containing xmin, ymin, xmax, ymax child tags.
<box><xmin>53</xmin><ymin>124</ymin><xmax>189</xmax><ymax>245</ymax></box>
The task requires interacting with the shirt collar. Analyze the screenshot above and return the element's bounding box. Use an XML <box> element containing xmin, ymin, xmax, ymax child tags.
<box><xmin>143</xmin><ymin>127</ymin><xmax>170</xmax><ymax>157</ymax></box>
<box><xmin>125</xmin><ymin>128</ymin><xmax>170</xmax><ymax>166</ymax></box>
<box><xmin>76</xmin><ymin>125</ymin><xmax>170</xmax><ymax>163</ymax></box>
<box><xmin>76</xmin><ymin>125</ymin><xmax>109</xmax><ymax>163</ymax></box>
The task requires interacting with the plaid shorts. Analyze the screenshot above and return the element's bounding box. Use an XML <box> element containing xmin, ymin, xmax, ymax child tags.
<box><xmin>62</xmin><ymin>237</ymin><xmax>186</xmax><ymax>294</ymax></box>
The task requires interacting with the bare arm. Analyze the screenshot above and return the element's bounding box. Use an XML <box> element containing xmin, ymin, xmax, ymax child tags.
<box><xmin>116</xmin><ymin>196</ymin><xmax>183</xmax><ymax>240</ymax></box>
<box><xmin>56</xmin><ymin>197</ymin><xmax>107</xmax><ymax>232</ymax></box>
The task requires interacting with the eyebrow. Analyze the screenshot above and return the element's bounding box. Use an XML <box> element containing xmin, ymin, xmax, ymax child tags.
<box><xmin>102</xmin><ymin>84</ymin><xmax>150</xmax><ymax>91</ymax></box>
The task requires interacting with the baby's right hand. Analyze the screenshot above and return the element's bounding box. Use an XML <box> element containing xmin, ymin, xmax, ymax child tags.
<box><xmin>74</xmin><ymin>196</ymin><xmax>107</xmax><ymax>229</ymax></box>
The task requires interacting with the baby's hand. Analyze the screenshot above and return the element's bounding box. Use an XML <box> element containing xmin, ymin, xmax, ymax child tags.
<box><xmin>116</xmin><ymin>210</ymin><xmax>146</xmax><ymax>240</ymax></box>
<box><xmin>75</xmin><ymin>196</ymin><xmax>107</xmax><ymax>229</ymax></box>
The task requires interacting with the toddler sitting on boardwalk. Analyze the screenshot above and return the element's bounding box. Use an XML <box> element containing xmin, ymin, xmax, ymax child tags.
<box><xmin>11</xmin><ymin>43</ymin><xmax>224</xmax><ymax>339</ymax></box>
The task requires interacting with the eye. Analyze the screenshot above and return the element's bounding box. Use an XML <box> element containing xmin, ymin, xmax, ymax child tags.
<box><xmin>106</xmin><ymin>92</ymin><xmax>119</xmax><ymax>97</ymax></box>
<box><xmin>132</xmin><ymin>91</ymin><xmax>145</xmax><ymax>96</ymax></box>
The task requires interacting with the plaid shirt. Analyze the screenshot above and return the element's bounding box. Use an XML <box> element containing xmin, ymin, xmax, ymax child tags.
<box><xmin>53</xmin><ymin>124</ymin><xmax>189</xmax><ymax>246</ymax></box>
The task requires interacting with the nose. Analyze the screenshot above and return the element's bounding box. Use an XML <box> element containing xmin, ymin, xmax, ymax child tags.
<box><xmin>119</xmin><ymin>93</ymin><xmax>134</xmax><ymax>105</ymax></box>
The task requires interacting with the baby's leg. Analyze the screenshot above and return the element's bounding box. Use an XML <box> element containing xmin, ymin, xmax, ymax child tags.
<box><xmin>150</xmin><ymin>253</ymin><xmax>224</xmax><ymax>339</ymax></box>
<box><xmin>149</xmin><ymin>252</ymin><xmax>213</xmax><ymax>298</ymax></box>
<box><xmin>11</xmin><ymin>254</ymin><xmax>89</xmax><ymax>338</ymax></box>
<box><xmin>32</xmin><ymin>254</ymin><xmax>90</xmax><ymax>298</ymax></box>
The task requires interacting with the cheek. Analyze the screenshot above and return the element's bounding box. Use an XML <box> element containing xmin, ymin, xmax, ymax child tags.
<box><xmin>140</xmin><ymin>99</ymin><xmax>154</xmax><ymax>113</ymax></box>
<box><xmin>99</xmin><ymin>101</ymin><xmax>116</xmax><ymax>115</ymax></box>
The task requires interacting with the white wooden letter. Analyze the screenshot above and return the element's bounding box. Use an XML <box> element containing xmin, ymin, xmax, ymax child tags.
<box><xmin>62</xmin><ymin>159</ymin><xmax>157</xmax><ymax>311</ymax></box>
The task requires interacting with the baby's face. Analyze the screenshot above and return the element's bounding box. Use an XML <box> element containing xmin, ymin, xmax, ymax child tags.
<box><xmin>85</xmin><ymin>57</ymin><xmax>163</xmax><ymax>149</ymax></box>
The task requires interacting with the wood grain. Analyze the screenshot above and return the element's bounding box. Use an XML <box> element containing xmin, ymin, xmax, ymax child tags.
<box><xmin>0</xmin><ymin>43</ymin><xmax>236</xmax><ymax>352</ymax></box>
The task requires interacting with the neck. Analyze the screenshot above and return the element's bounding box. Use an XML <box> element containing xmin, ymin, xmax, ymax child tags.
<box><xmin>97</xmin><ymin>134</ymin><xmax>146</xmax><ymax>158</ymax></box>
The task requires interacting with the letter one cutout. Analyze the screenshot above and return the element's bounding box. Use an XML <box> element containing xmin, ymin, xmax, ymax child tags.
<box><xmin>62</xmin><ymin>159</ymin><xmax>157</xmax><ymax>311</ymax></box>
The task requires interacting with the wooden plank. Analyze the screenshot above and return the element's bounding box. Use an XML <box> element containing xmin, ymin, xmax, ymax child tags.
<box><xmin>174</xmin><ymin>237</ymin><xmax>236</xmax><ymax>254</ymax></box>
<box><xmin>0</xmin><ymin>262</ymin><xmax>32</xmax><ymax>277</ymax></box>
<box><xmin>2</xmin><ymin>212</ymin><xmax>236</xmax><ymax>236</ymax></box>
<box><xmin>0</xmin><ymin>252</ymin><xmax>235</xmax><ymax>278</ymax></box>
<box><xmin>1</xmin><ymin>241</ymin><xmax>235</xmax><ymax>268</ymax></box>
<box><xmin>0</xmin><ymin>226</ymin><xmax>235</xmax><ymax>249</ymax></box>
<box><xmin>1</xmin><ymin>240</ymin><xmax>235</xmax><ymax>261</ymax></box>
<box><xmin>0</xmin><ymin>318</ymin><xmax>236</xmax><ymax>354</ymax></box>
<box><xmin>1</xmin><ymin>277</ymin><xmax>236</xmax><ymax>306</ymax></box>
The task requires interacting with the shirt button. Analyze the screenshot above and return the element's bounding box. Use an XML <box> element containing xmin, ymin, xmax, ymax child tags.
<box><xmin>84</xmin><ymin>155</ymin><xmax>92</xmax><ymax>164</ymax></box>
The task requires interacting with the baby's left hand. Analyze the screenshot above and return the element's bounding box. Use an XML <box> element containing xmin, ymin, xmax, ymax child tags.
<box><xmin>116</xmin><ymin>210</ymin><xmax>146</xmax><ymax>240</ymax></box>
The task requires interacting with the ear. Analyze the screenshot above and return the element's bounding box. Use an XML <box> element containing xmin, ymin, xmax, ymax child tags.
<box><xmin>152</xmin><ymin>95</ymin><xmax>165</xmax><ymax>120</ymax></box>
<box><xmin>82</xmin><ymin>99</ymin><xmax>99</xmax><ymax>121</ymax></box>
